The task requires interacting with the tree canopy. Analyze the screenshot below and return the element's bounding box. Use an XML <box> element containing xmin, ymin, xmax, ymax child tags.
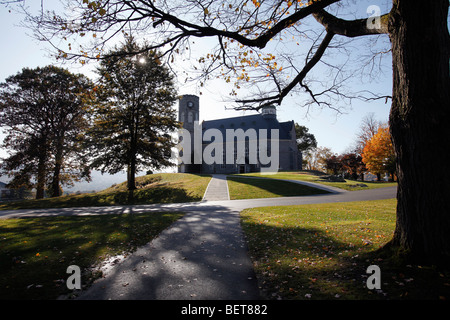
<box><xmin>294</xmin><ymin>123</ymin><xmax>317</xmax><ymax>154</ymax></box>
<box><xmin>0</xmin><ymin>65</ymin><xmax>93</xmax><ymax>198</ymax></box>
<box><xmin>86</xmin><ymin>38</ymin><xmax>179</xmax><ymax>194</ymax></box>
<box><xmin>362</xmin><ymin>125</ymin><xmax>396</xmax><ymax>181</ymax></box>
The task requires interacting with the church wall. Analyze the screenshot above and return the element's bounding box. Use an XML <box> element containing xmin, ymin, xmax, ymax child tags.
<box><xmin>177</xmin><ymin>95</ymin><xmax>302</xmax><ymax>174</ymax></box>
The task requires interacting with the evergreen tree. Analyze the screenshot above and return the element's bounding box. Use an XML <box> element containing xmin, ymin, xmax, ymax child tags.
<box><xmin>87</xmin><ymin>38</ymin><xmax>179</xmax><ymax>200</ymax></box>
<box><xmin>294</xmin><ymin>123</ymin><xmax>317</xmax><ymax>154</ymax></box>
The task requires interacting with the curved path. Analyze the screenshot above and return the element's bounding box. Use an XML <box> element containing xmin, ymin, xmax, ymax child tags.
<box><xmin>0</xmin><ymin>177</ymin><xmax>397</xmax><ymax>300</ymax></box>
<box><xmin>0</xmin><ymin>185</ymin><xmax>397</xmax><ymax>220</ymax></box>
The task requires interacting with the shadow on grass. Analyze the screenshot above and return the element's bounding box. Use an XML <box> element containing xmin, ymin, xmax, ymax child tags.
<box><xmin>0</xmin><ymin>185</ymin><xmax>203</xmax><ymax>211</ymax></box>
<box><xmin>241</xmin><ymin>220</ymin><xmax>450</xmax><ymax>300</ymax></box>
<box><xmin>0</xmin><ymin>212</ymin><xmax>183</xmax><ymax>300</ymax></box>
<box><xmin>227</xmin><ymin>177</ymin><xmax>329</xmax><ymax>199</ymax></box>
<box><xmin>100</xmin><ymin>185</ymin><xmax>203</xmax><ymax>205</ymax></box>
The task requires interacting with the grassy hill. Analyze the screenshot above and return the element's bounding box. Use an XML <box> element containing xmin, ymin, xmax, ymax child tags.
<box><xmin>227</xmin><ymin>176</ymin><xmax>330</xmax><ymax>200</ymax></box>
<box><xmin>0</xmin><ymin>173</ymin><xmax>212</xmax><ymax>210</ymax></box>
<box><xmin>231</xmin><ymin>171</ymin><xmax>397</xmax><ymax>191</ymax></box>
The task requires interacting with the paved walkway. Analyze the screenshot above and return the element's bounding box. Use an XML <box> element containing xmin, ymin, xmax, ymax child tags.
<box><xmin>75</xmin><ymin>206</ymin><xmax>259</xmax><ymax>300</ymax></box>
<box><xmin>202</xmin><ymin>174</ymin><xmax>230</xmax><ymax>201</ymax></box>
<box><xmin>72</xmin><ymin>179</ymin><xmax>395</xmax><ymax>300</ymax></box>
<box><xmin>0</xmin><ymin>175</ymin><xmax>397</xmax><ymax>300</ymax></box>
<box><xmin>0</xmin><ymin>186</ymin><xmax>397</xmax><ymax>220</ymax></box>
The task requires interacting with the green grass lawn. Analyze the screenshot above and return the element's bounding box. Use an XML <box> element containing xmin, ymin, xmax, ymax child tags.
<box><xmin>0</xmin><ymin>211</ymin><xmax>183</xmax><ymax>300</ymax></box>
<box><xmin>232</xmin><ymin>171</ymin><xmax>397</xmax><ymax>191</ymax></box>
<box><xmin>0</xmin><ymin>173</ymin><xmax>211</xmax><ymax>210</ymax></box>
<box><xmin>240</xmin><ymin>199</ymin><xmax>450</xmax><ymax>300</ymax></box>
<box><xmin>227</xmin><ymin>176</ymin><xmax>330</xmax><ymax>200</ymax></box>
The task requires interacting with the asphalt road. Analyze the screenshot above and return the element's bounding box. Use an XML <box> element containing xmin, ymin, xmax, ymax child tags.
<box><xmin>0</xmin><ymin>184</ymin><xmax>397</xmax><ymax>300</ymax></box>
<box><xmin>0</xmin><ymin>186</ymin><xmax>397</xmax><ymax>220</ymax></box>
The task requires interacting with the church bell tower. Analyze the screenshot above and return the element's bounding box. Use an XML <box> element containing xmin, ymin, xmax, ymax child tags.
<box><xmin>178</xmin><ymin>95</ymin><xmax>200</xmax><ymax>173</ymax></box>
<box><xmin>178</xmin><ymin>94</ymin><xmax>200</xmax><ymax>132</ymax></box>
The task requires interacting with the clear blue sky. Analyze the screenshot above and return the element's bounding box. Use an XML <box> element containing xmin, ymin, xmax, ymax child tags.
<box><xmin>0</xmin><ymin>1</ymin><xmax>393</xmax><ymax>163</ymax></box>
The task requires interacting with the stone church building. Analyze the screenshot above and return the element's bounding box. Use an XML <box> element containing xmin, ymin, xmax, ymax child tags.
<box><xmin>177</xmin><ymin>94</ymin><xmax>301</xmax><ymax>174</ymax></box>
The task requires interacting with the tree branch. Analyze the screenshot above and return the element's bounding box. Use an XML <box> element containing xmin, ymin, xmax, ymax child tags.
<box><xmin>312</xmin><ymin>9</ymin><xmax>389</xmax><ymax>37</ymax></box>
<box><xmin>143</xmin><ymin>0</ymin><xmax>339</xmax><ymax>50</ymax></box>
<box><xmin>236</xmin><ymin>31</ymin><xmax>335</xmax><ymax>109</ymax></box>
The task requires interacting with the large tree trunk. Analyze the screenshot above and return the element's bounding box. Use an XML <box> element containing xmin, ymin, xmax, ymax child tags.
<box><xmin>127</xmin><ymin>160</ymin><xmax>136</xmax><ymax>203</ymax></box>
<box><xmin>387</xmin><ymin>0</ymin><xmax>450</xmax><ymax>263</ymax></box>
<box><xmin>127</xmin><ymin>117</ymin><xmax>139</xmax><ymax>203</ymax></box>
<box><xmin>127</xmin><ymin>146</ymin><xmax>137</xmax><ymax>203</ymax></box>
<box><xmin>127</xmin><ymin>160</ymin><xmax>137</xmax><ymax>191</ymax></box>
<box><xmin>50</xmin><ymin>136</ymin><xmax>64</xmax><ymax>197</ymax></box>
<box><xmin>36</xmin><ymin>151</ymin><xmax>46</xmax><ymax>200</ymax></box>
<box><xmin>35</xmin><ymin>136</ymin><xmax>48</xmax><ymax>200</ymax></box>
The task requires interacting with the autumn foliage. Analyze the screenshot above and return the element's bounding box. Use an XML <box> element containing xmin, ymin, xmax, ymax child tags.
<box><xmin>362</xmin><ymin>126</ymin><xmax>396</xmax><ymax>181</ymax></box>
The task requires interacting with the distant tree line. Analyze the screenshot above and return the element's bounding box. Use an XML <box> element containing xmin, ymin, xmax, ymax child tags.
<box><xmin>0</xmin><ymin>38</ymin><xmax>179</xmax><ymax>200</ymax></box>
<box><xmin>301</xmin><ymin>113</ymin><xmax>396</xmax><ymax>181</ymax></box>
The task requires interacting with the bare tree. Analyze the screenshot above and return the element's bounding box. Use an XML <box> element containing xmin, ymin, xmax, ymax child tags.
<box><xmin>355</xmin><ymin>112</ymin><xmax>383</xmax><ymax>155</ymax></box>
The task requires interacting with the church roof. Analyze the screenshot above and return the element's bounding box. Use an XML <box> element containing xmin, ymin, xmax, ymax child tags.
<box><xmin>202</xmin><ymin>113</ymin><xmax>294</xmax><ymax>140</ymax></box>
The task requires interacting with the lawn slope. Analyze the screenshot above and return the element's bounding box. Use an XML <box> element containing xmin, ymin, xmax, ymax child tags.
<box><xmin>0</xmin><ymin>173</ymin><xmax>211</xmax><ymax>210</ymax></box>
<box><xmin>232</xmin><ymin>171</ymin><xmax>397</xmax><ymax>191</ymax></box>
<box><xmin>227</xmin><ymin>176</ymin><xmax>330</xmax><ymax>200</ymax></box>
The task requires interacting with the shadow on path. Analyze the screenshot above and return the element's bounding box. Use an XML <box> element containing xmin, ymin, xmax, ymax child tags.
<box><xmin>75</xmin><ymin>206</ymin><xmax>260</xmax><ymax>300</ymax></box>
